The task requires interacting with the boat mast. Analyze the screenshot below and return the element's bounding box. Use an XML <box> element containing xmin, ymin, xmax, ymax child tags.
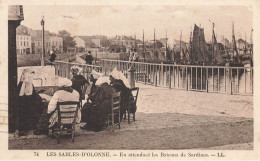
<box><xmin>180</xmin><ymin>30</ymin><xmax>182</xmax><ymax>63</ymax></box>
<box><xmin>244</xmin><ymin>31</ymin><xmax>247</xmax><ymax>55</ymax></box>
<box><xmin>209</xmin><ymin>20</ymin><xmax>215</xmax><ymax>64</ymax></box>
<box><xmin>166</xmin><ymin>29</ymin><xmax>167</xmax><ymax>58</ymax></box>
<box><xmin>154</xmin><ymin>28</ymin><xmax>156</xmax><ymax>54</ymax></box>
<box><xmin>232</xmin><ymin>21</ymin><xmax>239</xmax><ymax>63</ymax></box>
<box><xmin>189</xmin><ymin>26</ymin><xmax>192</xmax><ymax>64</ymax></box>
<box><xmin>143</xmin><ymin>29</ymin><xmax>145</xmax><ymax>61</ymax></box>
<box><xmin>134</xmin><ymin>33</ymin><xmax>137</xmax><ymax>51</ymax></box>
<box><xmin>250</xmin><ymin>28</ymin><xmax>253</xmax><ymax>61</ymax></box>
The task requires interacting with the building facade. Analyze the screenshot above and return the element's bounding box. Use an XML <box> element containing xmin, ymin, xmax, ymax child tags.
<box><xmin>16</xmin><ymin>25</ymin><xmax>31</xmax><ymax>54</ymax></box>
<box><xmin>16</xmin><ymin>34</ymin><xmax>31</xmax><ymax>54</ymax></box>
<box><xmin>30</xmin><ymin>30</ymin><xmax>63</xmax><ymax>54</ymax></box>
<box><xmin>111</xmin><ymin>35</ymin><xmax>135</xmax><ymax>52</ymax></box>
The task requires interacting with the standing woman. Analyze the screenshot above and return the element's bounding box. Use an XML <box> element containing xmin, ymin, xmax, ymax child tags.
<box><xmin>17</xmin><ymin>69</ymin><xmax>42</xmax><ymax>136</ymax></box>
<box><xmin>70</xmin><ymin>65</ymin><xmax>89</xmax><ymax>103</ymax></box>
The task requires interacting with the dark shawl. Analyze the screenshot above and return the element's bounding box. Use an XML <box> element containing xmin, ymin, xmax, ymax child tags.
<box><xmin>71</xmin><ymin>75</ymin><xmax>88</xmax><ymax>101</ymax></box>
<box><xmin>17</xmin><ymin>82</ymin><xmax>43</xmax><ymax>132</ymax></box>
<box><xmin>111</xmin><ymin>79</ymin><xmax>133</xmax><ymax>118</ymax></box>
<box><xmin>83</xmin><ymin>83</ymin><xmax>115</xmax><ymax>132</ymax></box>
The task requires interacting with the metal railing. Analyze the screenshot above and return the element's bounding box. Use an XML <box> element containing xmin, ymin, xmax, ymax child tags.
<box><xmin>101</xmin><ymin>59</ymin><xmax>253</xmax><ymax>95</ymax></box>
<box><xmin>54</xmin><ymin>61</ymin><xmax>102</xmax><ymax>81</ymax></box>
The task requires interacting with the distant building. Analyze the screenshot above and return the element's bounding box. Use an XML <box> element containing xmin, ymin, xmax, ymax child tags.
<box><xmin>16</xmin><ymin>25</ymin><xmax>31</xmax><ymax>54</ymax></box>
<box><xmin>30</xmin><ymin>30</ymin><xmax>63</xmax><ymax>54</ymax></box>
<box><xmin>236</xmin><ymin>39</ymin><xmax>250</xmax><ymax>55</ymax></box>
<box><xmin>173</xmin><ymin>39</ymin><xmax>188</xmax><ymax>52</ymax></box>
<box><xmin>109</xmin><ymin>44</ymin><xmax>126</xmax><ymax>53</ymax></box>
<box><xmin>75</xmin><ymin>36</ymin><xmax>103</xmax><ymax>53</ymax></box>
<box><xmin>110</xmin><ymin>35</ymin><xmax>136</xmax><ymax>52</ymax></box>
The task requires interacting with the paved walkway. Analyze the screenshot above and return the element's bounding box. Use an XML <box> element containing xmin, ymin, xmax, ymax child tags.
<box><xmin>5</xmin><ymin>82</ymin><xmax>253</xmax><ymax>149</ymax></box>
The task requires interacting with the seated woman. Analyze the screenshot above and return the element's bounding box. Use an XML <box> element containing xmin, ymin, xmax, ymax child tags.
<box><xmin>34</xmin><ymin>78</ymin><xmax>80</xmax><ymax>135</ymax></box>
<box><xmin>109</xmin><ymin>67</ymin><xmax>134</xmax><ymax>120</ymax></box>
<box><xmin>17</xmin><ymin>69</ymin><xmax>43</xmax><ymax>136</ymax></box>
<box><xmin>80</xmin><ymin>70</ymin><xmax>103</xmax><ymax>130</ymax></box>
<box><xmin>71</xmin><ymin>65</ymin><xmax>89</xmax><ymax>102</ymax></box>
<box><xmin>81</xmin><ymin>76</ymin><xmax>115</xmax><ymax>132</ymax></box>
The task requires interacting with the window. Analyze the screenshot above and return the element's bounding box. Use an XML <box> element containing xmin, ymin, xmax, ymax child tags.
<box><xmin>27</xmin><ymin>41</ymin><xmax>29</xmax><ymax>46</ymax></box>
<box><xmin>21</xmin><ymin>41</ymin><xmax>22</xmax><ymax>46</ymax></box>
<box><xmin>24</xmin><ymin>42</ymin><xmax>26</xmax><ymax>46</ymax></box>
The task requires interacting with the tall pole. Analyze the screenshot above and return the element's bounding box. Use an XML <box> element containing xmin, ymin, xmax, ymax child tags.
<box><xmin>166</xmin><ymin>29</ymin><xmax>167</xmax><ymax>58</ymax></box>
<box><xmin>41</xmin><ymin>15</ymin><xmax>45</xmax><ymax>66</ymax></box>
<box><xmin>143</xmin><ymin>29</ymin><xmax>145</xmax><ymax>61</ymax></box>
<box><xmin>244</xmin><ymin>31</ymin><xmax>247</xmax><ymax>55</ymax></box>
<box><xmin>190</xmin><ymin>26</ymin><xmax>193</xmax><ymax>64</ymax></box>
<box><xmin>154</xmin><ymin>28</ymin><xmax>156</xmax><ymax>53</ymax></box>
<box><xmin>134</xmin><ymin>33</ymin><xmax>137</xmax><ymax>51</ymax></box>
<box><xmin>180</xmin><ymin>30</ymin><xmax>182</xmax><ymax>62</ymax></box>
<box><xmin>209</xmin><ymin>20</ymin><xmax>215</xmax><ymax>64</ymax></box>
<box><xmin>250</xmin><ymin>28</ymin><xmax>253</xmax><ymax>61</ymax></box>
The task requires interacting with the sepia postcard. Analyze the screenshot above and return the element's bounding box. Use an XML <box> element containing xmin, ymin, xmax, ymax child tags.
<box><xmin>0</xmin><ymin>0</ymin><xmax>260</xmax><ymax>160</ymax></box>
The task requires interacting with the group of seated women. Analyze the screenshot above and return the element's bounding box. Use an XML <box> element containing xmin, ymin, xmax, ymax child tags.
<box><xmin>17</xmin><ymin>66</ymin><xmax>135</xmax><ymax>136</ymax></box>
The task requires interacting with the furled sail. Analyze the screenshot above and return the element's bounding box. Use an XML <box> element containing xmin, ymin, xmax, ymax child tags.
<box><xmin>191</xmin><ymin>24</ymin><xmax>209</xmax><ymax>64</ymax></box>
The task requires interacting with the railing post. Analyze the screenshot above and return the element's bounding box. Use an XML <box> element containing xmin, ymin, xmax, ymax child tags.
<box><xmin>212</xmin><ymin>67</ymin><xmax>214</xmax><ymax>91</ymax></box>
<box><xmin>177</xmin><ymin>66</ymin><xmax>179</xmax><ymax>88</ymax></box>
<box><xmin>252</xmin><ymin>68</ymin><xmax>253</xmax><ymax>94</ymax></box>
<box><xmin>169</xmin><ymin>65</ymin><xmax>171</xmax><ymax>89</ymax></box>
<box><xmin>218</xmin><ymin>67</ymin><xmax>220</xmax><ymax>92</ymax></box>
<box><xmin>244</xmin><ymin>68</ymin><xmax>246</xmax><ymax>94</ymax></box>
<box><xmin>128</xmin><ymin>66</ymin><xmax>136</xmax><ymax>89</ymax></box>
<box><xmin>230</xmin><ymin>78</ymin><xmax>233</xmax><ymax>95</ymax></box>
<box><xmin>237</xmin><ymin>68</ymin><xmax>239</xmax><ymax>93</ymax></box>
<box><xmin>224</xmin><ymin>67</ymin><xmax>226</xmax><ymax>93</ymax></box>
<box><xmin>206</xmin><ymin>67</ymin><xmax>208</xmax><ymax>92</ymax></box>
<box><xmin>191</xmin><ymin>67</ymin><xmax>192</xmax><ymax>89</ymax></box>
<box><xmin>195</xmin><ymin>67</ymin><xmax>197</xmax><ymax>90</ymax></box>
<box><xmin>155</xmin><ymin>65</ymin><xmax>157</xmax><ymax>87</ymax></box>
<box><xmin>230</xmin><ymin>68</ymin><xmax>233</xmax><ymax>95</ymax></box>
<box><xmin>201</xmin><ymin>67</ymin><xmax>202</xmax><ymax>90</ymax></box>
<box><xmin>186</xmin><ymin>66</ymin><xmax>188</xmax><ymax>91</ymax></box>
<box><xmin>161</xmin><ymin>62</ymin><xmax>163</xmax><ymax>86</ymax></box>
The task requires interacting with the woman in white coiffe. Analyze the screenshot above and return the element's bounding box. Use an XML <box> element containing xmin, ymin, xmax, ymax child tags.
<box><xmin>34</xmin><ymin>78</ymin><xmax>81</xmax><ymax>135</ymax></box>
<box><xmin>17</xmin><ymin>69</ymin><xmax>43</xmax><ymax>136</ymax></box>
<box><xmin>48</xmin><ymin>78</ymin><xmax>81</xmax><ymax>128</ymax></box>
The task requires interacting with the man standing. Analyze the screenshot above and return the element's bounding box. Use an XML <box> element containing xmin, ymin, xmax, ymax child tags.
<box><xmin>50</xmin><ymin>50</ymin><xmax>56</xmax><ymax>62</ymax></box>
<box><xmin>85</xmin><ymin>51</ymin><xmax>93</xmax><ymax>65</ymax></box>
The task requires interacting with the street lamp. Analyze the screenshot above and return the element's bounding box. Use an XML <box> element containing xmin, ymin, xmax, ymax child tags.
<box><xmin>41</xmin><ymin>15</ymin><xmax>45</xmax><ymax>66</ymax></box>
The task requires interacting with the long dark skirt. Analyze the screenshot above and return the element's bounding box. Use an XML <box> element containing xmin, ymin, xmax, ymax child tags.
<box><xmin>81</xmin><ymin>102</ymin><xmax>107</xmax><ymax>132</ymax></box>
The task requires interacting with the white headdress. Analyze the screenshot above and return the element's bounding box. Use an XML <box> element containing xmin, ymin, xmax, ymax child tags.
<box><xmin>110</xmin><ymin>67</ymin><xmax>130</xmax><ymax>88</ymax></box>
<box><xmin>95</xmin><ymin>76</ymin><xmax>111</xmax><ymax>86</ymax></box>
<box><xmin>19</xmin><ymin>69</ymin><xmax>35</xmax><ymax>96</ymax></box>
<box><xmin>57</xmin><ymin>77</ymin><xmax>72</xmax><ymax>87</ymax></box>
<box><xmin>70</xmin><ymin>65</ymin><xmax>83</xmax><ymax>75</ymax></box>
<box><xmin>91</xmin><ymin>69</ymin><xmax>104</xmax><ymax>79</ymax></box>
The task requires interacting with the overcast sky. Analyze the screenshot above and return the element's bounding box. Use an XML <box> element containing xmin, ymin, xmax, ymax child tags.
<box><xmin>21</xmin><ymin>5</ymin><xmax>252</xmax><ymax>45</ymax></box>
